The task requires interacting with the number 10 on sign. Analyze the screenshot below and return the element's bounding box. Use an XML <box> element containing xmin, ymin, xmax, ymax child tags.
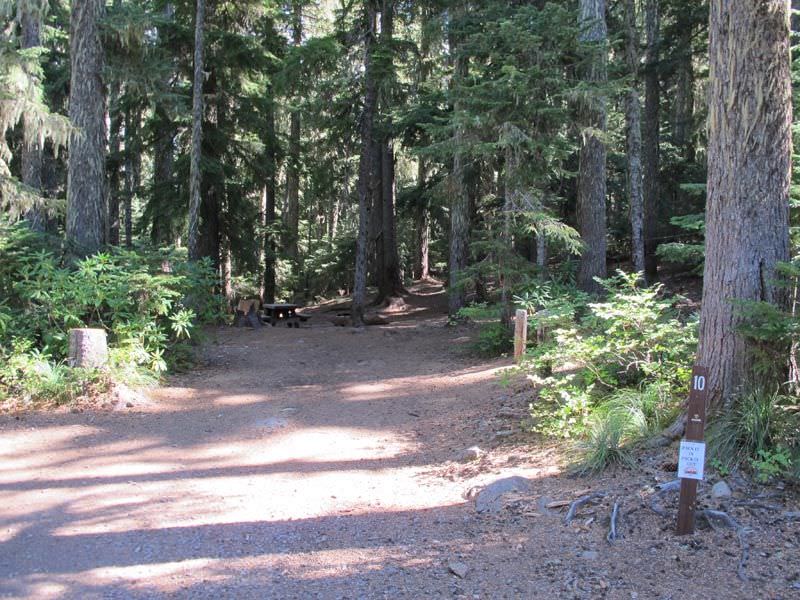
<box><xmin>677</xmin><ymin>365</ymin><xmax>709</xmax><ymax>535</ymax></box>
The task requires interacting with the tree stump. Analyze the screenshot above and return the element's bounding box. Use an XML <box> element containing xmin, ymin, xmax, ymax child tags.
<box><xmin>68</xmin><ymin>328</ymin><xmax>108</xmax><ymax>368</ymax></box>
<box><xmin>514</xmin><ymin>309</ymin><xmax>527</xmax><ymax>361</ymax></box>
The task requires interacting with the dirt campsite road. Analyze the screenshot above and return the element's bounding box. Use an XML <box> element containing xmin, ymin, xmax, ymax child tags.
<box><xmin>0</xmin><ymin>283</ymin><xmax>797</xmax><ymax>599</ymax></box>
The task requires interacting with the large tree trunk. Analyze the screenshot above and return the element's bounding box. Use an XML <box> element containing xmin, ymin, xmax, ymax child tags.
<box><xmin>284</xmin><ymin>0</ymin><xmax>303</xmax><ymax>263</ymax></box>
<box><xmin>123</xmin><ymin>108</ymin><xmax>141</xmax><ymax>248</ymax></box>
<box><xmin>262</xmin><ymin>97</ymin><xmax>278</xmax><ymax>304</ymax></box>
<box><xmin>107</xmin><ymin>89</ymin><xmax>122</xmax><ymax>246</ymax></box>
<box><xmin>698</xmin><ymin>0</ymin><xmax>792</xmax><ymax>410</ymax></box>
<box><xmin>642</xmin><ymin>0</ymin><xmax>660</xmax><ymax>279</ymax></box>
<box><xmin>21</xmin><ymin>7</ymin><xmax>44</xmax><ymax>231</ymax></box>
<box><xmin>625</xmin><ymin>0</ymin><xmax>645</xmax><ymax>275</ymax></box>
<box><xmin>376</xmin><ymin>0</ymin><xmax>403</xmax><ymax>302</ymax></box>
<box><xmin>671</xmin><ymin>24</ymin><xmax>695</xmax><ymax>160</ymax></box>
<box><xmin>380</xmin><ymin>139</ymin><xmax>402</xmax><ymax>295</ymax></box>
<box><xmin>66</xmin><ymin>0</ymin><xmax>107</xmax><ymax>256</ymax></box>
<box><xmin>187</xmin><ymin>0</ymin><xmax>206</xmax><ymax>260</ymax></box>
<box><xmin>198</xmin><ymin>69</ymin><xmax>222</xmax><ymax>269</ymax></box>
<box><xmin>353</xmin><ymin>0</ymin><xmax>378</xmax><ymax>327</ymax></box>
<box><xmin>576</xmin><ymin>0</ymin><xmax>608</xmax><ymax>295</ymax></box>
<box><xmin>151</xmin><ymin>108</ymin><xmax>175</xmax><ymax>246</ymax></box>
<box><xmin>448</xmin><ymin>12</ymin><xmax>470</xmax><ymax>316</ymax></box>
<box><xmin>368</xmin><ymin>136</ymin><xmax>384</xmax><ymax>286</ymax></box>
<box><xmin>414</xmin><ymin>158</ymin><xmax>430</xmax><ymax>280</ymax></box>
<box><xmin>150</xmin><ymin>5</ymin><xmax>175</xmax><ymax>247</ymax></box>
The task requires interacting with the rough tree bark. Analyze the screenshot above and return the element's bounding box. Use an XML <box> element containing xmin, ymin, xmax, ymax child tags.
<box><xmin>672</xmin><ymin>22</ymin><xmax>695</xmax><ymax>160</ymax></box>
<box><xmin>108</xmin><ymin>91</ymin><xmax>122</xmax><ymax>246</ymax></box>
<box><xmin>262</xmin><ymin>96</ymin><xmax>278</xmax><ymax>304</ymax></box>
<box><xmin>187</xmin><ymin>0</ymin><xmax>206</xmax><ymax>260</ymax></box>
<box><xmin>642</xmin><ymin>0</ymin><xmax>660</xmax><ymax>279</ymax></box>
<box><xmin>123</xmin><ymin>108</ymin><xmax>141</xmax><ymax>248</ymax></box>
<box><xmin>576</xmin><ymin>0</ymin><xmax>608</xmax><ymax>295</ymax></box>
<box><xmin>284</xmin><ymin>0</ymin><xmax>303</xmax><ymax>263</ymax></box>
<box><xmin>698</xmin><ymin>0</ymin><xmax>792</xmax><ymax>410</ymax></box>
<box><xmin>150</xmin><ymin>4</ymin><xmax>175</xmax><ymax>246</ymax></box>
<box><xmin>66</xmin><ymin>0</ymin><xmax>107</xmax><ymax>256</ymax></box>
<box><xmin>21</xmin><ymin>5</ymin><xmax>44</xmax><ymax>231</ymax></box>
<box><xmin>368</xmin><ymin>137</ymin><xmax>384</xmax><ymax>285</ymax></box>
<box><xmin>448</xmin><ymin>12</ymin><xmax>470</xmax><ymax>316</ymax></box>
<box><xmin>625</xmin><ymin>0</ymin><xmax>645</xmax><ymax>275</ymax></box>
<box><xmin>151</xmin><ymin>107</ymin><xmax>175</xmax><ymax>246</ymax></box>
<box><xmin>376</xmin><ymin>0</ymin><xmax>403</xmax><ymax>302</ymax></box>
<box><xmin>353</xmin><ymin>0</ymin><xmax>378</xmax><ymax>327</ymax></box>
<box><xmin>415</xmin><ymin>158</ymin><xmax>430</xmax><ymax>280</ymax></box>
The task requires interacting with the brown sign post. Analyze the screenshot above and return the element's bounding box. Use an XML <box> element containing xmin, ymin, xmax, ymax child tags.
<box><xmin>676</xmin><ymin>365</ymin><xmax>709</xmax><ymax>535</ymax></box>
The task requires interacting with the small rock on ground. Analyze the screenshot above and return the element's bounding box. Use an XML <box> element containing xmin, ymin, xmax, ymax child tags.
<box><xmin>457</xmin><ymin>446</ymin><xmax>484</xmax><ymax>463</ymax></box>
<box><xmin>475</xmin><ymin>476</ymin><xmax>532</xmax><ymax>513</ymax></box>
<box><xmin>448</xmin><ymin>561</ymin><xmax>469</xmax><ymax>579</ymax></box>
<box><xmin>711</xmin><ymin>480</ymin><xmax>732</xmax><ymax>498</ymax></box>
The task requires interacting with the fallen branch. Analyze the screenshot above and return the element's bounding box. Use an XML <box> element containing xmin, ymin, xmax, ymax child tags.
<box><xmin>733</xmin><ymin>499</ymin><xmax>782</xmax><ymax>513</ymax></box>
<box><xmin>564</xmin><ymin>492</ymin><xmax>605</xmax><ymax>525</ymax></box>
<box><xmin>649</xmin><ymin>479</ymin><xmax>681</xmax><ymax>516</ymax></box>
<box><xmin>607</xmin><ymin>502</ymin><xmax>620</xmax><ymax>544</ymax></box>
<box><xmin>646</xmin><ymin>418</ymin><xmax>685</xmax><ymax>448</ymax></box>
<box><xmin>698</xmin><ymin>509</ymin><xmax>751</xmax><ymax>582</ymax></box>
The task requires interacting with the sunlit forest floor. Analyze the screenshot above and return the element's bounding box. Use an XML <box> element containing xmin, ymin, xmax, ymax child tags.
<box><xmin>0</xmin><ymin>282</ymin><xmax>797</xmax><ymax>599</ymax></box>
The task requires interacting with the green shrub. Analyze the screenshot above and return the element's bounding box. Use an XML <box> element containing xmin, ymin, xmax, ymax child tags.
<box><xmin>525</xmin><ymin>272</ymin><xmax>697</xmax><ymax>439</ymax></box>
<box><xmin>472</xmin><ymin>321</ymin><xmax>513</xmax><ymax>357</ymax></box>
<box><xmin>0</xmin><ymin>222</ymin><xmax>225</xmax><ymax>405</ymax></box>
<box><xmin>571</xmin><ymin>382</ymin><xmax>677</xmax><ymax>474</ymax></box>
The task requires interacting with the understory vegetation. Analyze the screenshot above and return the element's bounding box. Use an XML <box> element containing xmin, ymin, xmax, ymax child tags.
<box><xmin>0</xmin><ymin>222</ymin><xmax>224</xmax><ymax>406</ymax></box>
<box><xmin>469</xmin><ymin>267</ymin><xmax>800</xmax><ymax>482</ymax></box>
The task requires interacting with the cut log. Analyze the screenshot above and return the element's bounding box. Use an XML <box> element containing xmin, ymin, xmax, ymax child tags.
<box><xmin>68</xmin><ymin>328</ymin><xmax>108</xmax><ymax>368</ymax></box>
<box><xmin>514</xmin><ymin>309</ymin><xmax>527</xmax><ymax>360</ymax></box>
<box><xmin>330</xmin><ymin>315</ymin><xmax>351</xmax><ymax>327</ymax></box>
<box><xmin>363</xmin><ymin>313</ymin><xmax>389</xmax><ymax>326</ymax></box>
<box><xmin>383</xmin><ymin>296</ymin><xmax>407</xmax><ymax>312</ymax></box>
<box><xmin>245</xmin><ymin>305</ymin><xmax>262</xmax><ymax>328</ymax></box>
<box><xmin>236</xmin><ymin>298</ymin><xmax>261</xmax><ymax>315</ymax></box>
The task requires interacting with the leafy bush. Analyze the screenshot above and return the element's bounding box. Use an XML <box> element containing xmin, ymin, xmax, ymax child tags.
<box><xmin>524</xmin><ymin>272</ymin><xmax>697</xmax><ymax>439</ymax></box>
<box><xmin>455</xmin><ymin>304</ymin><xmax>513</xmax><ymax>357</ymax></box>
<box><xmin>472</xmin><ymin>322</ymin><xmax>513</xmax><ymax>357</ymax></box>
<box><xmin>0</xmin><ymin>222</ymin><xmax>225</xmax><ymax>406</ymax></box>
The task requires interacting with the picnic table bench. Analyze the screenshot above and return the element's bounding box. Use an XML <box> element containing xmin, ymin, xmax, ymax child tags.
<box><xmin>262</xmin><ymin>303</ymin><xmax>303</xmax><ymax>328</ymax></box>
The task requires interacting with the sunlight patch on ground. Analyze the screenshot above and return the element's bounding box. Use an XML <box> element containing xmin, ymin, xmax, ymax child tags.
<box><xmin>212</xmin><ymin>393</ymin><xmax>270</xmax><ymax>406</ymax></box>
<box><xmin>0</xmin><ymin>425</ymin><xmax>102</xmax><ymax>476</ymax></box>
<box><xmin>338</xmin><ymin>364</ymin><xmax>510</xmax><ymax>403</ymax></box>
<box><xmin>11</xmin><ymin>547</ymin><xmax>441</xmax><ymax>598</ymax></box>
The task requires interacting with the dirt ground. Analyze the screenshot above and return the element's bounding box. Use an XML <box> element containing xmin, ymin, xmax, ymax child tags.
<box><xmin>1</xmin><ymin>281</ymin><xmax>798</xmax><ymax>599</ymax></box>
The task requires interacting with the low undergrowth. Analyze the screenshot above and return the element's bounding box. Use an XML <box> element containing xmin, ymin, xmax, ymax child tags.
<box><xmin>0</xmin><ymin>222</ymin><xmax>225</xmax><ymax>407</ymax></box>
<box><xmin>514</xmin><ymin>272</ymin><xmax>698</xmax><ymax>473</ymax></box>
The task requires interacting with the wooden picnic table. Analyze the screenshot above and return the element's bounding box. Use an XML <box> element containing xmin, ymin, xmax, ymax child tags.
<box><xmin>262</xmin><ymin>303</ymin><xmax>301</xmax><ymax>328</ymax></box>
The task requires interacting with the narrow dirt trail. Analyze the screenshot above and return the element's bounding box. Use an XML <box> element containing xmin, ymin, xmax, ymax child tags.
<box><xmin>0</xmin><ymin>284</ymin><xmax>787</xmax><ymax>599</ymax></box>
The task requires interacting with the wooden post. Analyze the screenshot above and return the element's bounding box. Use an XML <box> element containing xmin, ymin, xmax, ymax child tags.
<box><xmin>676</xmin><ymin>365</ymin><xmax>708</xmax><ymax>535</ymax></box>
<box><xmin>514</xmin><ymin>309</ymin><xmax>527</xmax><ymax>361</ymax></box>
<box><xmin>68</xmin><ymin>328</ymin><xmax>108</xmax><ymax>369</ymax></box>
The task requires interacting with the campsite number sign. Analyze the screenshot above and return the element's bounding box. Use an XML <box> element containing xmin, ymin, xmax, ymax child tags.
<box><xmin>676</xmin><ymin>366</ymin><xmax>708</xmax><ymax>535</ymax></box>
